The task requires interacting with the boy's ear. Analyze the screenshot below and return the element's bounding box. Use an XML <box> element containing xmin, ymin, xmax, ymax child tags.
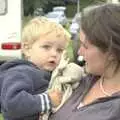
<box><xmin>23</xmin><ymin>48</ymin><xmax>32</xmax><ymax>59</ymax></box>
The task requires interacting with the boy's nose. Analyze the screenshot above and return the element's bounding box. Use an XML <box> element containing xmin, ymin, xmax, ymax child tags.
<box><xmin>50</xmin><ymin>49</ymin><xmax>57</xmax><ymax>57</ymax></box>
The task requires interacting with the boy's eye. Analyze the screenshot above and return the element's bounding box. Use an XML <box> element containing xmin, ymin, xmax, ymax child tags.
<box><xmin>41</xmin><ymin>45</ymin><xmax>51</xmax><ymax>49</ymax></box>
<box><xmin>57</xmin><ymin>48</ymin><xmax>64</xmax><ymax>53</ymax></box>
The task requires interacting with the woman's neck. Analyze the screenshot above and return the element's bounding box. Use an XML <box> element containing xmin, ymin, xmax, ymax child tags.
<box><xmin>101</xmin><ymin>64</ymin><xmax>120</xmax><ymax>94</ymax></box>
<box><xmin>104</xmin><ymin>62</ymin><xmax>120</xmax><ymax>80</ymax></box>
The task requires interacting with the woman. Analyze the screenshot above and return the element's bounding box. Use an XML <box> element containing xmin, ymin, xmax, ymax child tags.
<box><xmin>49</xmin><ymin>3</ymin><xmax>120</xmax><ymax>120</ymax></box>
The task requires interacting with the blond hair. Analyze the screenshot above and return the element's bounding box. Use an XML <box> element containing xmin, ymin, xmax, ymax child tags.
<box><xmin>22</xmin><ymin>17</ymin><xmax>70</xmax><ymax>55</ymax></box>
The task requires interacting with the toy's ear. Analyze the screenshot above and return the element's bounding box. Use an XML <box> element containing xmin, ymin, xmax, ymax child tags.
<box><xmin>61</xmin><ymin>50</ymin><xmax>68</xmax><ymax>60</ymax></box>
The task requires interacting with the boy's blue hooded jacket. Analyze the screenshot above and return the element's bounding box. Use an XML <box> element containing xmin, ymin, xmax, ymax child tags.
<box><xmin>0</xmin><ymin>59</ymin><xmax>51</xmax><ymax>120</ymax></box>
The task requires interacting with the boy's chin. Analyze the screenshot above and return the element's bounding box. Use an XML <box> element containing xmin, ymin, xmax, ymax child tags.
<box><xmin>45</xmin><ymin>67</ymin><xmax>55</xmax><ymax>72</ymax></box>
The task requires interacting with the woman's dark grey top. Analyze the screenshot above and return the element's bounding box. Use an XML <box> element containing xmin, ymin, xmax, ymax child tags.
<box><xmin>49</xmin><ymin>75</ymin><xmax>120</xmax><ymax>120</ymax></box>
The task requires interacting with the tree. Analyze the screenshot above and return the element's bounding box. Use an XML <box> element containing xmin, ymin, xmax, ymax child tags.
<box><xmin>23</xmin><ymin>0</ymin><xmax>35</xmax><ymax>16</ymax></box>
<box><xmin>23</xmin><ymin>0</ymin><xmax>65</xmax><ymax>16</ymax></box>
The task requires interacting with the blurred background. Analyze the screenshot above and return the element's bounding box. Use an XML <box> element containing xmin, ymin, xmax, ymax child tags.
<box><xmin>0</xmin><ymin>0</ymin><xmax>120</xmax><ymax>119</ymax></box>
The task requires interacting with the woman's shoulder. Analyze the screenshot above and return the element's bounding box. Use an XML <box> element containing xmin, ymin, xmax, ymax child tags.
<box><xmin>81</xmin><ymin>74</ymin><xmax>98</xmax><ymax>84</ymax></box>
<box><xmin>76</xmin><ymin>74</ymin><xmax>99</xmax><ymax>92</ymax></box>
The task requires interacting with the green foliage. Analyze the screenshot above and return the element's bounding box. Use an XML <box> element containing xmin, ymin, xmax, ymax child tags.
<box><xmin>66</xmin><ymin>4</ymin><xmax>77</xmax><ymax>18</ymax></box>
<box><xmin>66</xmin><ymin>40</ymin><xmax>74</xmax><ymax>61</ymax></box>
<box><xmin>23</xmin><ymin>0</ymin><xmax>65</xmax><ymax>16</ymax></box>
<box><xmin>23</xmin><ymin>0</ymin><xmax>106</xmax><ymax>16</ymax></box>
<box><xmin>66</xmin><ymin>0</ymin><xmax>106</xmax><ymax>17</ymax></box>
<box><xmin>0</xmin><ymin>114</ymin><xmax>4</xmax><ymax>120</ymax></box>
<box><xmin>23</xmin><ymin>0</ymin><xmax>35</xmax><ymax>16</ymax></box>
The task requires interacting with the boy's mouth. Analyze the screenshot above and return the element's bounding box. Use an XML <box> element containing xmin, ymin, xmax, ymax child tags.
<box><xmin>48</xmin><ymin>60</ymin><xmax>56</xmax><ymax>65</ymax></box>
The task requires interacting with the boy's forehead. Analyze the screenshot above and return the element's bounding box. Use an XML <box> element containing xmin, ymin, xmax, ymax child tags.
<box><xmin>39</xmin><ymin>31</ymin><xmax>67</xmax><ymax>41</ymax></box>
<box><xmin>37</xmin><ymin>34</ymin><xmax>67</xmax><ymax>47</ymax></box>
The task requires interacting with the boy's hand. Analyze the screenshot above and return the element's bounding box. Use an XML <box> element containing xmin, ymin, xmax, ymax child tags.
<box><xmin>48</xmin><ymin>90</ymin><xmax>62</xmax><ymax>107</ymax></box>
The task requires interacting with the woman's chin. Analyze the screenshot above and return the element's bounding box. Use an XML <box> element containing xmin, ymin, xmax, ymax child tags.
<box><xmin>85</xmin><ymin>67</ymin><xmax>101</xmax><ymax>76</ymax></box>
<box><xmin>85</xmin><ymin>65</ymin><xmax>94</xmax><ymax>74</ymax></box>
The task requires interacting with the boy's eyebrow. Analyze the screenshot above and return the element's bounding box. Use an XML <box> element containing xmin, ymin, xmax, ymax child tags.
<box><xmin>43</xmin><ymin>41</ymin><xmax>52</xmax><ymax>44</ymax></box>
<box><xmin>58</xmin><ymin>46</ymin><xmax>65</xmax><ymax>49</ymax></box>
<box><xmin>40</xmin><ymin>41</ymin><xmax>53</xmax><ymax>45</ymax></box>
<box><xmin>40</xmin><ymin>41</ymin><xmax>65</xmax><ymax>48</ymax></box>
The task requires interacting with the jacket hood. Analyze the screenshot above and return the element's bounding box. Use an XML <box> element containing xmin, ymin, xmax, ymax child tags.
<box><xmin>0</xmin><ymin>59</ymin><xmax>36</xmax><ymax>72</ymax></box>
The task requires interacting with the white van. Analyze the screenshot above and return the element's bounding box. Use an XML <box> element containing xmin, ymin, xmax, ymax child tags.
<box><xmin>53</xmin><ymin>6</ymin><xmax>66</xmax><ymax>12</ymax></box>
<box><xmin>0</xmin><ymin>0</ymin><xmax>22</xmax><ymax>61</ymax></box>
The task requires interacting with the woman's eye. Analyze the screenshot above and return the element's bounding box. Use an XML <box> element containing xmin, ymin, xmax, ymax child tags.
<box><xmin>80</xmin><ymin>42</ymin><xmax>88</xmax><ymax>49</ymax></box>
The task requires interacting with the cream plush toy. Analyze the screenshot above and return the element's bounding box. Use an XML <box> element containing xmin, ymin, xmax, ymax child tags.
<box><xmin>39</xmin><ymin>51</ymin><xmax>85</xmax><ymax>120</ymax></box>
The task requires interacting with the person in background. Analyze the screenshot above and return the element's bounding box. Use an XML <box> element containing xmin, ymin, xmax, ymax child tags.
<box><xmin>49</xmin><ymin>3</ymin><xmax>120</xmax><ymax>120</ymax></box>
<box><xmin>0</xmin><ymin>17</ymin><xmax>70</xmax><ymax>120</ymax></box>
<box><xmin>69</xmin><ymin>14</ymin><xmax>81</xmax><ymax>64</ymax></box>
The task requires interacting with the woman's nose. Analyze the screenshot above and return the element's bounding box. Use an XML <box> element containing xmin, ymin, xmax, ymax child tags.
<box><xmin>77</xmin><ymin>46</ymin><xmax>84</xmax><ymax>56</ymax></box>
